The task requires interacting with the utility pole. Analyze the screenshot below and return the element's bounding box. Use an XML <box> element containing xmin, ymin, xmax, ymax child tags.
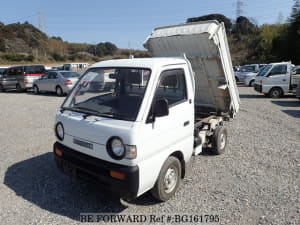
<box><xmin>37</xmin><ymin>9</ymin><xmax>45</xmax><ymax>31</ymax></box>
<box><xmin>236</xmin><ymin>0</ymin><xmax>245</xmax><ymax>19</ymax></box>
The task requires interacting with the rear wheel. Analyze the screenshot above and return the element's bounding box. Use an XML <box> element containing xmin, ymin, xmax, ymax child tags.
<box><xmin>269</xmin><ymin>87</ymin><xmax>283</xmax><ymax>98</ymax></box>
<box><xmin>211</xmin><ymin>126</ymin><xmax>227</xmax><ymax>155</ymax></box>
<box><xmin>56</xmin><ymin>86</ymin><xmax>63</xmax><ymax>96</ymax></box>
<box><xmin>33</xmin><ymin>85</ymin><xmax>39</xmax><ymax>94</ymax></box>
<box><xmin>151</xmin><ymin>156</ymin><xmax>181</xmax><ymax>201</ymax></box>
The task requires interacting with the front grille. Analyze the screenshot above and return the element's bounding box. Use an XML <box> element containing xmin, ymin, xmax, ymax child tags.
<box><xmin>62</xmin><ymin>151</ymin><xmax>110</xmax><ymax>177</ymax></box>
<box><xmin>73</xmin><ymin>138</ymin><xmax>93</xmax><ymax>149</ymax></box>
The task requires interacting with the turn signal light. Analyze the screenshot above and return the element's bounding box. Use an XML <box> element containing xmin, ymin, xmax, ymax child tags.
<box><xmin>110</xmin><ymin>170</ymin><xmax>126</xmax><ymax>180</ymax></box>
<box><xmin>55</xmin><ymin>148</ymin><xmax>63</xmax><ymax>157</ymax></box>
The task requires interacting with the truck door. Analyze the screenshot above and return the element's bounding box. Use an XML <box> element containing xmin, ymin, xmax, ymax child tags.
<box><xmin>138</xmin><ymin>68</ymin><xmax>194</xmax><ymax>191</ymax></box>
<box><xmin>265</xmin><ymin>64</ymin><xmax>289</xmax><ymax>92</ymax></box>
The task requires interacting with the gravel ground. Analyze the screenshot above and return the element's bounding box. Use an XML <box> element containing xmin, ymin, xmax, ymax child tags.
<box><xmin>0</xmin><ymin>86</ymin><xmax>299</xmax><ymax>225</ymax></box>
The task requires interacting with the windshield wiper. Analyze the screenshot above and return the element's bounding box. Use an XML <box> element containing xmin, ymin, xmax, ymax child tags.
<box><xmin>64</xmin><ymin>106</ymin><xmax>100</xmax><ymax>119</ymax></box>
<box><xmin>99</xmin><ymin>112</ymin><xmax>132</xmax><ymax>120</ymax></box>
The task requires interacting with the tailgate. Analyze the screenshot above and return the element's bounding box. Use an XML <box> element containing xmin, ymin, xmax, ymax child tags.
<box><xmin>144</xmin><ymin>20</ymin><xmax>240</xmax><ymax>117</ymax></box>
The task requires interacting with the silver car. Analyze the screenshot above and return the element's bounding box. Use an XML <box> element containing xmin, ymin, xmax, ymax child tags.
<box><xmin>33</xmin><ymin>71</ymin><xmax>80</xmax><ymax>96</ymax></box>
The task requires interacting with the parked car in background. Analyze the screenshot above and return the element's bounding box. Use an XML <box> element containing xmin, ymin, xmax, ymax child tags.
<box><xmin>33</xmin><ymin>71</ymin><xmax>80</xmax><ymax>96</ymax></box>
<box><xmin>62</xmin><ymin>63</ymin><xmax>89</xmax><ymax>74</ymax></box>
<box><xmin>243</xmin><ymin>64</ymin><xmax>267</xmax><ymax>86</ymax></box>
<box><xmin>234</xmin><ymin>64</ymin><xmax>261</xmax><ymax>82</ymax></box>
<box><xmin>0</xmin><ymin>65</ymin><xmax>45</xmax><ymax>92</ymax></box>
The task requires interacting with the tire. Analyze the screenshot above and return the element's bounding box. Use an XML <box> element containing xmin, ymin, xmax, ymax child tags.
<box><xmin>16</xmin><ymin>84</ymin><xmax>23</xmax><ymax>93</ymax></box>
<box><xmin>249</xmin><ymin>80</ymin><xmax>254</xmax><ymax>87</ymax></box>
<box><xmin>269</xmin><ymin>87</ymin><xmax>283</xmax><ymax>98</ymax></box>
<box><xmin>151</xmin><ymin>156</ymin><xmax>181</xmax><ymax>201</ymax></box>
<box><xmin>56</xmin><ymin>86</ymin><xmax>63</xmax><ymax>96</ymax></box>
<box><xmin>0</xmin><ymin>84</ymin><xmax>5</xmax><ymax>92</ymax></box>
<box><xmin>211</xmin><ymin>126</ymin><xmax>227</xmax><ymax>155</ymax></box>
<box><xmin>33</xmin><ymin>85</ymin><xmax>39</xmax><ymax>94</ymax></box>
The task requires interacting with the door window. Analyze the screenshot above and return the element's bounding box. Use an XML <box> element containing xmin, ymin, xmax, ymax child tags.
<box><xmin>48</xmin><ymin>72</ymin><xmax>58</xmax><ymax>79</ymax></box>
<box><xmin>269</xmin><ymin>65</ymin><xmax>287</xmax><ymax>76</ymax></box>
<box><xmin>155</xmin><ymin>69</ymin><xmax>187</xmax><ymax>107</ymax></box>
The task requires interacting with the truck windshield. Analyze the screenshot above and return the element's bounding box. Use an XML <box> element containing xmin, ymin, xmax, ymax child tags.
<box><xmin>257</xmin><ymin>64</ymin><xmax>272</xmax><ymax>76</ymax></box>
<box><xmin>62</xmin><ymin>67</ymin><xmax>151</xmax><ymax>121</ymax></box>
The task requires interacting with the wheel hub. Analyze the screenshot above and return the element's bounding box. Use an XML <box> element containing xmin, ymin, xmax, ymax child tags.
<box><xmin>163</xmin><ymin>167</ymin><xmax>177</xmax><ymax>193</ymax></box>
<box><xmin>220</xmin><ymin>133</ymin><xmax>226</xmax><ymax>149</ymax></box>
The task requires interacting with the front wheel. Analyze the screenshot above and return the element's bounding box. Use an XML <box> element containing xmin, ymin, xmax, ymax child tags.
<box><xmin>211</xmin><ymin>126</ymin><xmax>227</xmax><ymax>155</ymax></box>
<box><xmin>269</xmin><ymin>88</ymin><xmax>283</xmax><ymax>98</ymax></box>
<box><xmin>33</xmin><ymin>85</ymin><xmax>39</xmax><ymax>94</ymax></box>
<box><xmin>151</xmin><ymin>156</ymin><xmax>181</xmax><ymax>201</ymax></box>
<box><xmin>249</xmin><ymin>80</ymin><xmax>254</xmax><ymax>87</ymax></box>
<box><xmin>0</xmin><ymin>84</ymin><xmax>5</xmax><ymax>92</ymax></box>
<box><xmin>16</xmin><ymin>84</ymin><xmax>23</xmax><ymax>93</ymax></box>
<box><xmin>56</xmin><ymin>86</ymin><xmax>63</xmax><ymax>96</ymax></box>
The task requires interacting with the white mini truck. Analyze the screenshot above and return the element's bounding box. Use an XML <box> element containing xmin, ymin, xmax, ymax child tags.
<box><xmin>53</xmin><ymin>21</ymin><xmax>240</xmax><ymax>201</ymax></box>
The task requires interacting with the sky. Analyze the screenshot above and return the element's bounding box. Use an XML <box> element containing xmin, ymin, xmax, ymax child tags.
<box><xmin>0</xmin><ymin>0</ymin><xmax>296</xmax><ymax>50</ymax></box>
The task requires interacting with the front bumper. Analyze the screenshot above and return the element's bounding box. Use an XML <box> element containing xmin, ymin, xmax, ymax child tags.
<box><xmin>254</xmin><ymin>84</ymin><xmax>262</xmax><ymax>93</ymax></box>
<box><xmin>53</xmin><ymin>142</ymin><xmax>139</xmax><ymax>200</ymax></box>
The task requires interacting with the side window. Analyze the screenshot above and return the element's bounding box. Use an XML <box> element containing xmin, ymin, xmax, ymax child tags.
<box><xmin>269</xmin><ymin>65</ymin><xmax>287</xmax><ymax>76</ymax></box>
<box><xmin>41</xmin><ymin>73</ymin><xmax>49</xmax><ymax>79</ymax></box>
<box><xmin>48</xmin><ymin>72</ymin><xmax>58</xmax><ymax>79</ymax></box>
<box><xmin>155</xmin><ymin>69</ymin><xmax>187</xmax><ymax>106</ymax></box>
<box><xmin>64</xmin><ymin>65</ymin><xmax>71</xmax><ymax>71</ymax></box>
<box><xmin>7</xmin><ymin>68</ymin><xmax>13</xmax><ymax>76</ymax></box>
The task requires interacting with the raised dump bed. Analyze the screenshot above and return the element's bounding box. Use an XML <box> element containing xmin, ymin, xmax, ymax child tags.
<box><xmin>144</xmin><ymin>20</ymin><xmax>240</xmax><ymax>118</ymax></box>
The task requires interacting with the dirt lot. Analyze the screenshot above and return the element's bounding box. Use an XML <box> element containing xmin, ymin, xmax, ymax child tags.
<box><xmin>0</xmin><ymin>86</ymin><xmax>299</xmax><ymax>225</ymax></box>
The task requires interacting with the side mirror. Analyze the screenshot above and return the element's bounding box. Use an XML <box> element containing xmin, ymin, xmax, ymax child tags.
<box><xmin>146</xmin><ymin>98</ymin><xmax>169</xmax><ymax>123</ymax></box>
<box><xmin>154</xmin><ymin>98</ymin><xmax>169</xmax><ymax>117</ymax></box>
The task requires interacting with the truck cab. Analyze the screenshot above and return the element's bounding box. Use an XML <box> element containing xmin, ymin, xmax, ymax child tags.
<box><xmin>53</xmin><ymin>21</ymin><xmax>239</xmax><ymax>201</ymax></box>
<box><xmin>254</xmin><ymin>62</ymin><xmax>296</xmax><ymax>98</ymax></box>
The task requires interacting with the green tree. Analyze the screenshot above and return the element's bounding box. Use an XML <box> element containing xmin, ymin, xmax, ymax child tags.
<box><xmin>288</xmin><ymin>0</ymin><xmax>300</xmax><ymax>64</ymax></box>
<box><xmin>186</xmin><ymin>14</ymin><xmax>232</xmax><ymax>33</ymax></box>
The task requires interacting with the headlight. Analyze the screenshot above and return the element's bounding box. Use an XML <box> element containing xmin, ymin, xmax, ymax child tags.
<box><xmin>55</xmin><ymin>122</ymin><xmax>64</xmax><ymax>141</ymax></box>
<box><xmin>107</xmin><ymin>137</ymin><xmax>126</xmax><ymax>160</ymax></box>
<box><xmin>107</xmin><ymin>137</ymin><xmax>137</xmax><ymax>160</ymax></box>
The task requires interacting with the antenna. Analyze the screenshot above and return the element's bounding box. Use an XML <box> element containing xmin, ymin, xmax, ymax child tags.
<box><xmin>37</xmin><ymin>9</ymin><xmax>45</xmax><ymax>31</ymax></box>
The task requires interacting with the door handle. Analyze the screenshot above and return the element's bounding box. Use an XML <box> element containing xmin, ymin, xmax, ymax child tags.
<box><xmin>184</xmin><ymin>121</ymin><xmax>190</xmax><ymax>126</ymax></box>
<box><xmin>282</xmin><ymin>79</ymin><xmax>286</xmax><ymax>81</ymax></box>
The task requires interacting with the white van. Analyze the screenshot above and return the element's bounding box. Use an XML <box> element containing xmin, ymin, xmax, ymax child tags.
<box><xmin>254</xmin><ymin>62</ymin><xmax>298</xmax><ymax>98</ymax></box>
<box><xmin>62</xmin><ymin>63</ymin><xmax>89</xmax><ymax>74</ymax></box>
<box><xmin>53</xmin><ymin>21</ymin><xmax>239</xmax><ymax>201</ymax></box>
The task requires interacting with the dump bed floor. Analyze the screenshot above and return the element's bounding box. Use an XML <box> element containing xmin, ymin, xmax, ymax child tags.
<box><xmin>144</xmin><ymin>21</ymin><xmax>240</xmax><ymax>117</ymax></box>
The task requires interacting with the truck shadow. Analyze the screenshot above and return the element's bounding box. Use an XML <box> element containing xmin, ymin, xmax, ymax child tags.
<box><xmin>281</xmin><ymin>110</ymin><xmax>300</xmax><ymax>118</ymax></box>
<box><xmin>271</xmin><ymin>100</ymin><xmax>300</xmax><ymax>107</ymax></box>
<box><xmin>239</xmin><ymin>94</ymin><xmax>265</xmax><ymax>99</ymax></box>
<box><xmin>3</xmin><ymin>153</ymin><xmax>127</xmax><ymax>221</ymax></box>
